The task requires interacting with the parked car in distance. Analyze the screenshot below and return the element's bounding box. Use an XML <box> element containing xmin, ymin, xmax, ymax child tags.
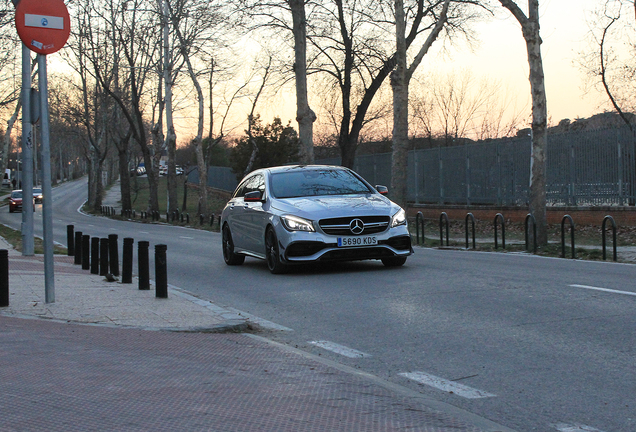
<box><xmin>9</xmin><ymin>190</ymin><xmax>23</xmax><ymax>213</ymax></box>
<box><xmin>33</xmin><ymin>187</ymin><xmax>43</xmax><ymax>203</ymax></box>
<box><xmin>220</xmin><ymin>165</ymin><xmax>413</xmax><ymax>274</ymax></box>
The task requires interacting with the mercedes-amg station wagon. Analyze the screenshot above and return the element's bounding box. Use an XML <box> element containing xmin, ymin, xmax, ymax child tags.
<box><xmin>220</xmin><ymin>165</ymin><xmax>412</xmax><ymax>273</ymax></box>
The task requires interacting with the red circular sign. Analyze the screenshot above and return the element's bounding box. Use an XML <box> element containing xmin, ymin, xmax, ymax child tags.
<box><xmin>15</xmin><ymin>0</ymin><xmax>70</xmax><ymax>55</ymax></box>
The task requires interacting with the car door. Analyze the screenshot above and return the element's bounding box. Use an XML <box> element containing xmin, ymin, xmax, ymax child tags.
<box><xmin>225</xmin><ymin>179</ymin><xmax>249</xmax><ymax>250</ymax></box>
<box><xmin>240</xmin><ymin>174</ymin><xmax>269</xmax><ymax>254</ymax></box>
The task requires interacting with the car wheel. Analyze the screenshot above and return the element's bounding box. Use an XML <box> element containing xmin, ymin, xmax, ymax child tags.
<box><xmin>8</xmin><ymin>207</ymin><xmax>13</xmax><ymax>213</ymax></box>
<box><xmin>381</xmin><ymin>256</ymin><xmax>407</xmax><ymax>267</ymax></box>
<box><xmin>222</xmin><ymin>224</ymin><xmax>245</xmax><ymax>266</ymax></box>
<box><xmin>265</xmin><ymin>227</ymin><xmax>287</xmax><ymax>274</ymax></box>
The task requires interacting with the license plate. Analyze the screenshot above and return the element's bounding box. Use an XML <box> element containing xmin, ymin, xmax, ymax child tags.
<box><xmin>337</xmin><ymin>236</ymin><xmax>378</xmax><ymax>247</ymax></box>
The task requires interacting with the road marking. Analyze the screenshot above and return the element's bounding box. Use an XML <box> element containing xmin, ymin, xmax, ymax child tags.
<box><xmin>554</xmin><ymin>422</ymin><xmax>606</xmax><ymax>432</ymax></box>
<box><xmin>399</xmin><ymin>371</ymin><xmax>496</xmax><ymax>399</ymax></box>
<box><xmin>569</xmin><ymin>284</ymin><xmax>636</xmax><ymax>297</ymax></box>
<box><xmin>180</xmin><ymin>236</ymin><xmax>194</xmax><ymax>239</ymax></box>
<box><xmin>139</xmin><ymin>231</ymin><xmax>149</xmax><ymax>234</ymax></box>
<box><xmin>308</xmin><ymin>340</ymin><xmax>372</xmax><ymax>358</ymax></box>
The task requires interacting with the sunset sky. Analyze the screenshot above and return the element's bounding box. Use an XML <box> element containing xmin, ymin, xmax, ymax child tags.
<box><xmin>424</xmin><ymin>0</ymin><xmax>612</xmax><ymax>125</ymax></box>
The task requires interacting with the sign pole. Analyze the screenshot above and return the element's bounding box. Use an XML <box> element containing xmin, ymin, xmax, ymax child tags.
<box><xmin>38</xmin><ymin>54</ymin><xmax>54</xmax><ymax>303</ymax></box>
<box><xmin>15</xmin><ymin>0</ymin><xmax>71</xmax><ymax>303</ymax></box>
<box><xmin>20</xmin><ymin>44</ymin><xmax>35</xmax><ymax>256</ymax></box>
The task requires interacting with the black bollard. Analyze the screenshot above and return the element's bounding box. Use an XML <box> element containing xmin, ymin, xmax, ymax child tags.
<box><xmin>0</xmin><ymin>249</ymin><xmax>8</xmax><ymax>307</ymax></box>
<box><xmin>155</xmin><ymin>244</ymin><xmax>168</xmax><ymax>298</ymax></box>
<box><xmin>122</xmin><ymin>238</ymin><xmax>133</xmax><ymax>284</ymax></box>
<box><xmin>138</xmin><ymin>241</ymin><xmax>150</xmax><ymax>290</ymax></box>
<box><xmin>74</xmin><ymin>232</ymin><xmax>83</xmax><ymax>265</ymax></box>
<box><xmin>90</xmin><ymin>237</ymin><xmax>99</xmax><ymax>274</ymax></box>
<box><xmin>82</xmin><ymin>235</ymin><xmax>90</xmax><ymax>270</ymax></box>
<box><xmin>99</xmin><ymin>238</ymin><xmax>109</xmax><ymax>276</ymax></box>
<box><xmin>108</xmin><ymin>234</ymin><xmax>119</xmax><ymax>276</ymax></box>
<box><xmin>67</xmin><ymin>225</ymin><xmax>74</xmax><ymax>256</ymax></box>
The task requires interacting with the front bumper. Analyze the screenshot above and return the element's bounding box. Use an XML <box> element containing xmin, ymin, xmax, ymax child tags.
<box><xmin>278</xmin><ymin>229</ymin><xmax>413</xmax><ymax>264</ymax></box>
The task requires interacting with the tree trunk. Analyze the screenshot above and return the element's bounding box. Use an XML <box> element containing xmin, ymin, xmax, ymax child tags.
<box><xmin>499</xmin><ymin>0</ymin><xmax>548</xmax><ymax>245</ymax></box>
<box><xmin>161</xmin><ymin>0</ymin><xmax>178</xmax><ymax>214</ymax></box>
<box><xmin>2</xmin><ymin>99</ymin><xmax>21</xmax><ymax>177</ymax></box>
<box><xmin>289</xmin><ymin>0</ymin><xmax>316</xmax><ymax>164</ymax></box>
<box><xmin>390</xmin><ymin>0</ymin><xmax>409</xmax><ymax>210</ymax></box>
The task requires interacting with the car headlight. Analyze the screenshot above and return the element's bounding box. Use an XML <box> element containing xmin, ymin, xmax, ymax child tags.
<box><xmin>281</xmin><ymin>215</ymin><xmax>315</xmax><ymax>232</ymax></box>
<box><xmin>391</xmin><ymin>208</ymin><xmax>407</xmax><ymax>228</ymax></box>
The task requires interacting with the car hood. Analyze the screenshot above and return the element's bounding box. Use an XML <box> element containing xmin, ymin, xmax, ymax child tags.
<box><xmin>271</xmin><ymin>194</ymin><xmax>397</xmax><ymax>219</ymax></box>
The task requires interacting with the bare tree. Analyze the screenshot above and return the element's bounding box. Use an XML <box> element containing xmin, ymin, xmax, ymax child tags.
<box><xmin>580</xmin><ymin>0</ymin><xmax>635</xmax><ymax>129</ymax></box>
<box><xmin>410</xmin><ymin>70</ymin><xmax>525</xmax><ymax>143</ymax></box>
<box><xmin>499</xmin><ymin>0</ymin><xmax>548</xmax><ymax>245</ymax></box>
<box><xmin>391</xmin><ymin>0</ymin><xmax>451</xmax><ymax>208</ymax></box>
<box><xmin>237</xmin><ymin>0</ymin><xmax>316</xmax><ymax>164</ymax></box>
<box><xmin>83</xmin><ymin>0</ymin><xmax>162</xmax><ymax>213</ymax></box>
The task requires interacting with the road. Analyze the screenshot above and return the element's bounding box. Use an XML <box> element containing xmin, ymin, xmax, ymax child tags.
<box><xmin>2</xmin><ymin>178</ymin><xmax>634</xmax><ymax>432</ymax></box>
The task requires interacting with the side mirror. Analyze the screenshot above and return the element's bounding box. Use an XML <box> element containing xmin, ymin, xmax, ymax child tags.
<box><xmin>244</xmin><ymin>190</ymin><xmax>264</xmax><ymax>202</ymax></box>
<box><xmin>375</xmin><ymin>185</ymin><xmax>388</xmax><ymax>195</ymax></box>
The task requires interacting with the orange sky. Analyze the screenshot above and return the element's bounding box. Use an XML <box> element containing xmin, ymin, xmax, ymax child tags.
<box><xmin>423</xmin><ymin>0</ymin><xmax>611</xmax><ymax>126</ymax></box>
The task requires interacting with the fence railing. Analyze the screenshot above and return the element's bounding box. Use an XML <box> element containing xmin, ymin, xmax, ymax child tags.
<box><xmin>198</xmin><ymin>126</ymin><xmax>636</xmax><ymax>207</ymax></box>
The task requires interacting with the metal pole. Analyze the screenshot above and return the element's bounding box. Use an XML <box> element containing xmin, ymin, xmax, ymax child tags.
<box><xmin>38</xmin><ymin>55</ymin><xmax>54</xmax><ymax>303</ymax></box>
<box><xmin>21</xmin><ymin>45</ymin><xmax>34</xmax><ymax>256</ymax></box>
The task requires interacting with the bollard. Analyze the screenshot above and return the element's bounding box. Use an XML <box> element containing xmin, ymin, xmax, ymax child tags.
<box><xmin>138</xmin><ymin>241</ymin><xmax>150</xmax><ymax>290</ymax></box>
<box><xmin>0</xmin><ymin>249</ymin><xmax>8</xmax><ymax>307</ymax></box>
<box><xmin>108</xmin><ymin>234</ymin><xmax>119</xmax><ymax>276</ymax></box>
<box><xmin>494</xmin><ymin>213</ymin><xmax>506</xmax><ymax>250</ymax></box>
<box><xmin>465</xmin><ymin>213</ymin><xmax>476</xmax><ymax>250</ymax></box>
<box><xmin>122</xmin><ymin>238</ymin><xmax>134</xmax><ymax>284</ymax></box>
<box><xmin>439</xmin><ymin>212</ymin><xmax>449</xmax><ymax>247</ymax></box>
<box><xmin>74</xmin><ymin>232</ymin><xmax>83</xmax><ymax>265</ymax></box>
<box><xmin>82</xmin><ymin>234</ymin><xmax>90</xmax><ymax>270</ymax></box>
<box><xmin>155</xmin><ymin>244</ymin><xmax>168</xmax><ymax>298</ymax></box>
<box><xmin>67</xmin><ymin>224</ymin><xmax>74</xmax><ymax>256</ymax></box>
<box><xmin>99</xmin><ymin>238</ymin><xmax>109</xmax><ymax>276</ymax></box>
<box><xmin>90</xmin><ymin>237</ymin><xmax>99</xmax><ymax>274</ymax></box>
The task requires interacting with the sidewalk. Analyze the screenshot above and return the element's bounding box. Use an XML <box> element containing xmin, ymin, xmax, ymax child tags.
<box><xmin>0</xmin><ymin>238</ymin><xmax>514</xmax><ymax>431</ymax></box>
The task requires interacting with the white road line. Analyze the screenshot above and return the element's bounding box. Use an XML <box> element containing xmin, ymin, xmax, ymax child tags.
<box><xmin>399</xmin><ymin>371</ymin><xmax>496</xmax><ymax>399</ymax></box>
<box><xmin>554</xmin><ymin>422</ymin><xmax>606</xmax><ymax>432</ymax></box>
<box><xmin>179</xmin><ymin>236</ymin><xmax>194</xmax><ymax>239</ymax></box>
<box><xmin>308</xmin><ymin>340</ymin><xmax>372</xmax><ymax>358</ymax></box>
<box><xmin>569</xmin><ymin>284</ymin><xmax>636</xmax><ymax>297</ymax></box>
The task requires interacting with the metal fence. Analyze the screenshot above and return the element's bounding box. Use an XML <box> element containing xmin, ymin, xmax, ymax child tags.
<box><xmin>199</xmin><ymin>126</ymin><xmax>636</xmax><ymax>207</ymax></box>
<box><xmin>318</xmin><ymin>126</ymin><xmax>636</xmax><ymax>206</ymax></box>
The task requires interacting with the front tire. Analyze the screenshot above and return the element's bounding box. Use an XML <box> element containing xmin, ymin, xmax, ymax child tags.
<box><xmin>265</xmin><ymin>227</ymin><xmax>287</xmax><ymax>274</ymax></box>
<box><xmin>381</xmin><ymin>256</ymin><xmax>407</xmax><ymax>267</ymax></box>
<box><xmin>222</xmin><ymin>224</ymin><xmax>245</xmax><ymax>266</ymax></box>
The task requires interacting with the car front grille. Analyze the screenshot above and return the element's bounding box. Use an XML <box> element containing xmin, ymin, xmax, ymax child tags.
<box><xmin>319</xmin><ymin>216</ymin><xmax>390</xmax><ymax>235</ymax></box>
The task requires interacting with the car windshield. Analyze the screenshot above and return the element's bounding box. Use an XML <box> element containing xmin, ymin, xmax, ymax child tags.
<box><xmin>33</xmin><ymin>188</ymin><xmax>42</xmax><ymax>194</ymax></box>
<box><xmin>270</xmin><ymin>168</ymin><xmax>372</xmax><ymax>198</ymax></box>
<box><xmin>11</xmin><ymin>191</ymin><xmax>22</xmax><ymax>198</ymax></box>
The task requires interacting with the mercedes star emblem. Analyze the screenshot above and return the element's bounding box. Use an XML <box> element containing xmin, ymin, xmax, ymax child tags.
<box><xmin>349</xmin><ymin>218</ymin><xmax>365</xmax><ymax>235</ymax></box>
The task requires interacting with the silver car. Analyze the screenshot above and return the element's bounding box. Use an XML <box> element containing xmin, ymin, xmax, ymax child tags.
<box><xmin>220</xmin><ymin>165</ymin><xmax>412</xmax><ymax>273</ymax></box>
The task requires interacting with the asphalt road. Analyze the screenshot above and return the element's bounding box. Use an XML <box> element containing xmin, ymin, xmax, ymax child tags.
<box><xmin>2</xmin><ymin>178</ymin><xmax>634</xmax><ymax>432</ymax></box>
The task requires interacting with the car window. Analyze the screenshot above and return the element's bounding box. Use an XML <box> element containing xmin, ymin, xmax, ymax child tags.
<box><xmin>11</xmin><ymin>191</ymin><xmax>22</xmax><ymax>198</ymax></box>
<box><xmin>270</xmin><ymin>169</ymin><xmax>372</xmax><ymax>198</ymax></box>
<box><xmin>233</xmin><ymin>174</ymin><xmax>265</xmax><ymax>198</ymax></box>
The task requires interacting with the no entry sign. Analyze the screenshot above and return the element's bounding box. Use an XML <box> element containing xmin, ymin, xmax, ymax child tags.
<box><xmin>15</xmin><ymin>0</ymin><xmax>70</xmax><ymax>55</ymax></box>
